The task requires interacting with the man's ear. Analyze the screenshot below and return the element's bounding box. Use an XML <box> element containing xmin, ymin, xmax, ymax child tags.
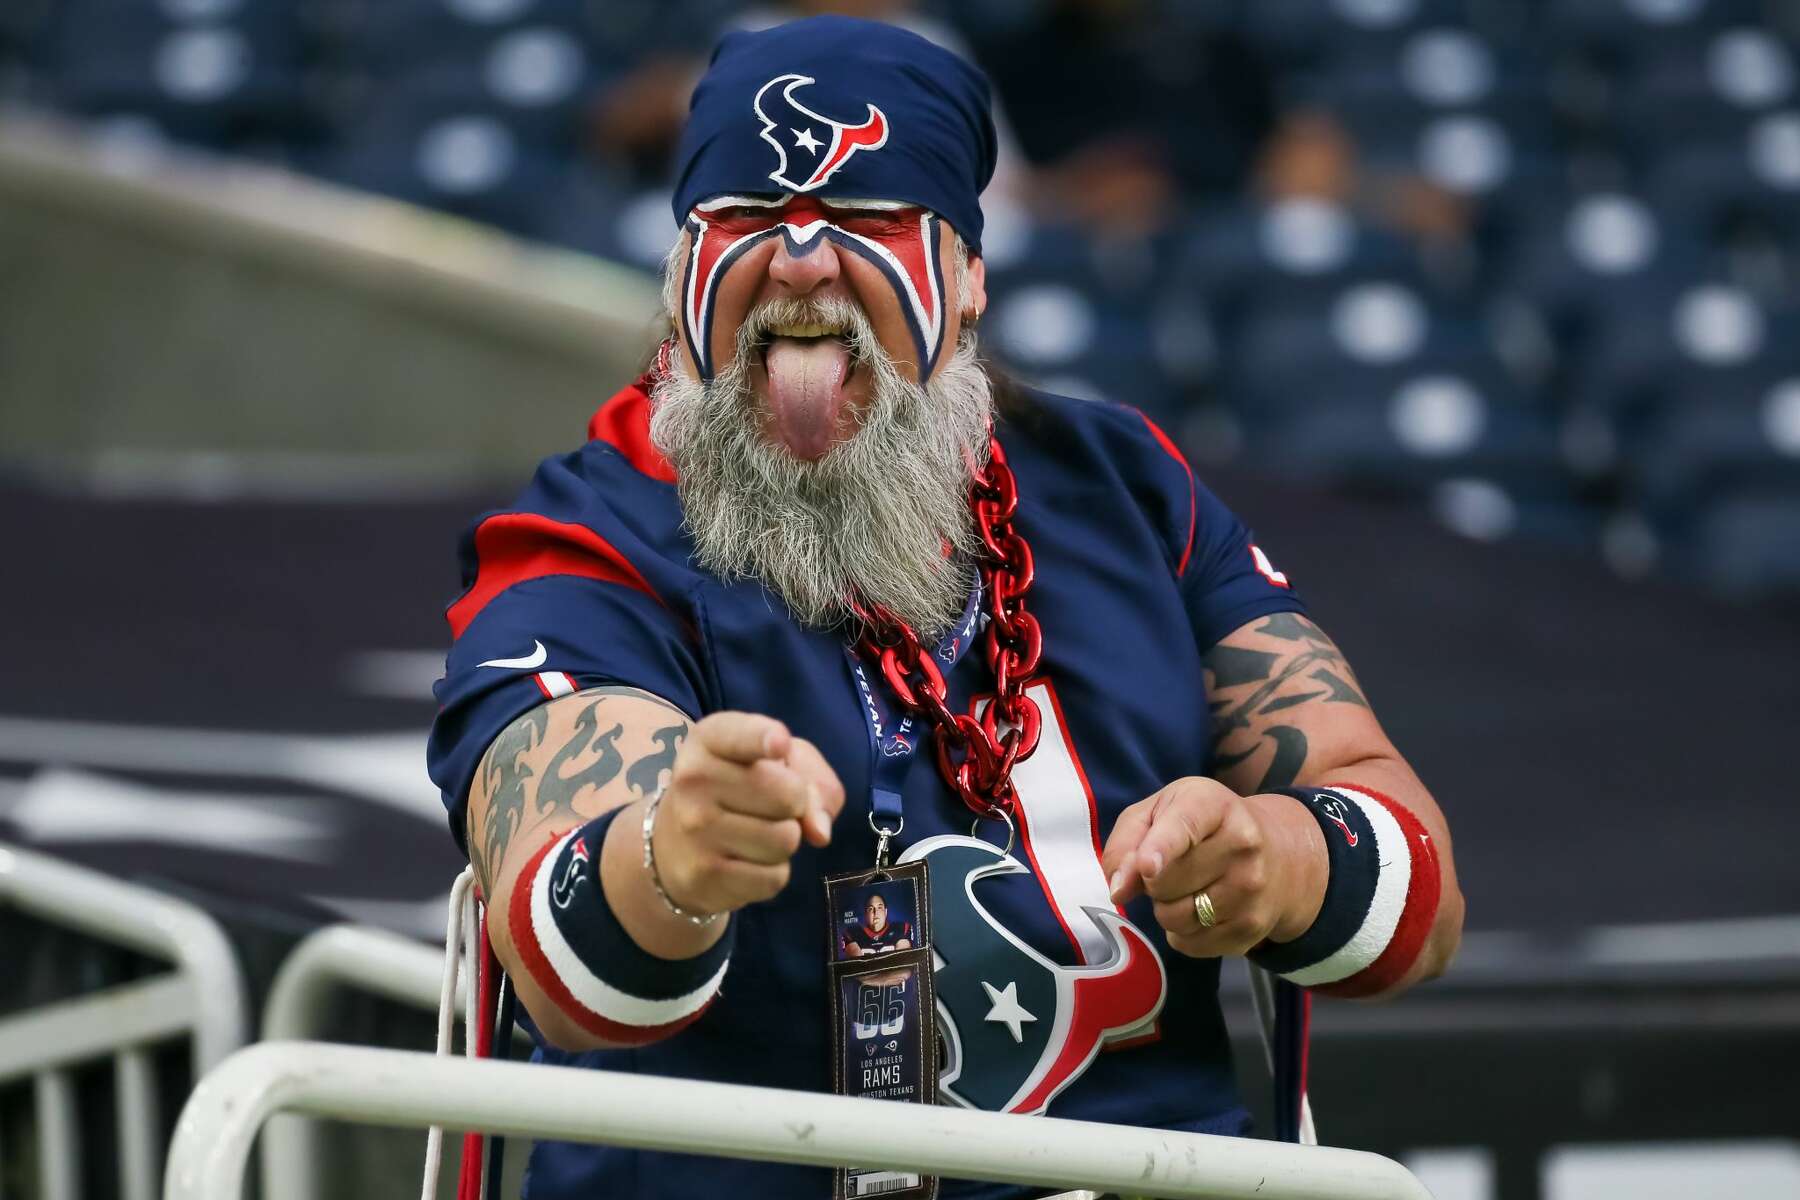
<box><xmin>965</xmin><ymin>253</ymin><xmax>988</xmax><ymax>321</ymax></box>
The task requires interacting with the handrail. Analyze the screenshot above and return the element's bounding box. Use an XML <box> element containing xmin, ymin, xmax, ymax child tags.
<box><xmin>259</xmin><ymin>922</ymin><xmax>470</xmax><ymax>1200</ymax></box>
<box><xmin>0</xmin><ymin>977</ymin><xmax>194</xmax><ymax>1083</ymax></box>
<box><xmin>0</xmin><ymin>842</ymin><xmax>248</xmax><ymax>1075</ymax></box>
<box><xmin>0</xmin><ymin>839</ymin><xmax>250</xmax><ymax>1200</ymax></box>
<box><xmin>264</xmin><ymin>923</ymin><xmax>456</xmax><ymax>1038</ymax></box>
<box><xmin>167</xmin><ymin>1043</ymin><xmax>1434</xmax><ymax>1200</ymax></box>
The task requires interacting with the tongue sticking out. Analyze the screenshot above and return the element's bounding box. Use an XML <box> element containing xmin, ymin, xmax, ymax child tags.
<box><xmin>762</xmin><ymin>336</ymin><xmax>852</xmax><ymax>460</ymax></box>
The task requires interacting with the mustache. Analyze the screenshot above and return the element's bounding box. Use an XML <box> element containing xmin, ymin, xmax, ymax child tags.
<box><xmin>735</xmin><ymin>294</ymin><xmax>885</xmax><ymax>370</ymax></box>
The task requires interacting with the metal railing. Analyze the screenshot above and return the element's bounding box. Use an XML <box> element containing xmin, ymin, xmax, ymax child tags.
<box><xmin>167</xmin><ymin>1042</ymin><xmax>1433</xmax><ymax>1200</ymax></box>
<box><xmin>0</xmin><ymin>841</ymin><xmax>249</xmax><ymax>1200</ymax></box>
<box><xmin>259</xmin><ymin>920</ymin><xmax>467</xmax><ymax>1200</ymax></box>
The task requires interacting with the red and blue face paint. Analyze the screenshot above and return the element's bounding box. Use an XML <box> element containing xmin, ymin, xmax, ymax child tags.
<box><xmin>679</xmin><ymin>194</ymin><xmax>947</xmax><ymax>382</ymax></box>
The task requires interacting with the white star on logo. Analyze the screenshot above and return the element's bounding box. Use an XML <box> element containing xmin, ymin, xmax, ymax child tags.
<box><xmin>980</xmin><ymin>980</ymin><xmax>1037</xmax><ymax>1044</ymax></box>
<box><xmin>792</xmin><ymin>126</ymin><xmax>821</xmax><ymax>154</ymax></box>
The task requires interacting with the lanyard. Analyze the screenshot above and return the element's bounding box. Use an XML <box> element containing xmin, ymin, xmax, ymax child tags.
<box><xmin>844</xmin><ymin>572</ymin><xmax>984</xmax><ymax>863</ymax></box>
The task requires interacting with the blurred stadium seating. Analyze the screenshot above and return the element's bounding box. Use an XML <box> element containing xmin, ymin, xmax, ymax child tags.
<box><xmin>9</xmin><ymin>0</ymin><xmax>1797</xmax><ymax>596</ymax></box>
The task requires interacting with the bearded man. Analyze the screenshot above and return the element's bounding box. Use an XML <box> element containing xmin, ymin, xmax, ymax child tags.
<box><xmin>428</xmin><ymin>16</ymin><xmax>1463</xmax><ymax>1200</ymax></box>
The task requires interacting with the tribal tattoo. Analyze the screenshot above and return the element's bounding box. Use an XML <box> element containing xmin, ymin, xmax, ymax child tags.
<box><xmin>537</xmin><ymin>704</ymin><xmax>627</xmax><ymax>815</ymax></box>
<box><xmin>472</xmin><ymin>704</ymin><xmax>550</xmax><ymax>894</ymax></box>
<box><xmin>626</xmin><ymin>724</ymin><xmax>687</xmax><ymax>800</ymax></box>
<box><xmin>1203</xmin><ymin>613</ymin><xmax>1369</xmax><ymax>793</ymax></box>
<box><xmin>467</xmin><ymin>687</ymin><xmax>692</xmax><ymax>894</ymax></box>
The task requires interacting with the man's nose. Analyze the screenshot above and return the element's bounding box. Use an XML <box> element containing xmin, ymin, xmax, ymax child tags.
<box><xmin>767</xmin><ymin>232</ymin><xmax>841</xmax><ymax>295</ymax></box>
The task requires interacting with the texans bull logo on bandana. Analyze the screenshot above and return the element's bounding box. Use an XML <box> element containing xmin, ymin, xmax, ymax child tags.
<box><xmin>753</xmin><ymin>73</ymin><xmax>890</xmax><ymax>193</ymax></box>
<box><xmin>897</xmin><ymin>835</ymin><xmax>1165</xmax><ymax>1115</ymax></box>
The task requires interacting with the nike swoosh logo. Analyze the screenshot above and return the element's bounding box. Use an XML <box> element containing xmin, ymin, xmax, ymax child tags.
<box><xmin>478</xmin><ymin>641</ymin><xmax>547</xmax><ymax>670</ymax></box>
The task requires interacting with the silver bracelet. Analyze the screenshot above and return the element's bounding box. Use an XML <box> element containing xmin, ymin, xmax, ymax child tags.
<box><xmin>641</xmin><ymin>789</ymin><xmax>721</xmax><ymax>926</ymax></box>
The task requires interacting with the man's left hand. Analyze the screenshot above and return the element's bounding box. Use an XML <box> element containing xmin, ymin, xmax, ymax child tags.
<box><xmin>1099</xmin><ymin>777</ymin><xmax>1327</xmax><ymax>959</ymax></box>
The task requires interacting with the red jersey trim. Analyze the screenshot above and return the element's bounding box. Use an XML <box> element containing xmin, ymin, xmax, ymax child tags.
<box><xmin>588</xmin><ymin>380</ymin><xmax>677</xmax><ymax>484</ymax></box>
<box><xmin>446</xmin><ymin>513</ymin><xmax>664</xmax><ymax>639</ymax></box>
<box><xmin>1136</xmin><ymin>411</ymin><xmax>1196</xmax><ymax>578</ymax></box>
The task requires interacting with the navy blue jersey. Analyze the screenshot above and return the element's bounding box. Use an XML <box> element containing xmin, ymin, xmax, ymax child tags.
<box><xmin>427</xmin><ymin>381</ymin><xmax>1306</xmax><ymax>1200</ymax></box>
<box><xmin>843</xmin><ymin>919</ymin><xmax>915</xmax><ymax>956</ymax></box>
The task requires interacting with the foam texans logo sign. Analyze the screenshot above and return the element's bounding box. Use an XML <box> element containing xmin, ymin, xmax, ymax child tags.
<box><xmin>896</xmin><ymin>835</ymin><xmax>1165</xmax><ymax>1115</ymax></box>
<box><xmin>753</xmin><ymin>74</ymin><xmax>890</xmax><ymax>192</ymax></box>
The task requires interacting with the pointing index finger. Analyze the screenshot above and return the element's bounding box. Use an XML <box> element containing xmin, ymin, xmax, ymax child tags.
<box><xmin>785</xmin><ymin>737</ymin><xmax>846</xmax><ymax>847</ymax></box>
<box><xmin>697</xmin><ymin>712</ymin><xmax>791</xmax><ymax>765</ymax></box>
<box><xmin>1135</xmin><ymin>790</ymin><xmax>1229</xmax><ymax>895</ymax></box>
<box><xmin>1101</xmin><ymin>795</ymin><xmax>1159</xmax><ymax>904</ymax></box>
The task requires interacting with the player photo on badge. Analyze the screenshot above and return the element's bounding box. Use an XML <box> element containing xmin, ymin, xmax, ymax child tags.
<box><xmin>833</xmin><ymin>877</ymin><xmax>918</xmax><ymax>962</ymax></box>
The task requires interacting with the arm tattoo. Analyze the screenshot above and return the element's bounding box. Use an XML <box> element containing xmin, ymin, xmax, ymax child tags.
<box><xmin>536</xmin><ymin>704</ymin><xmax>626</xmax><ymax>817</ymax></box>
<box><xmin>468</xmin><ymin>689</ymin><xmax>693</xmax><ymax>892</ymax></box>
<box><xmin>1204</xmin><ymin>613</ymin><xmax>1369</xmax><ymax>792</ymax></box>
<box><xmin>472</xmin><ymin>704</ymin><xmax>551</xmax><ymax>892</ymax></box>
<box><xmin>627</xmin><ymin>724</ymin><xmax>687</xmax><ymax>798</ymax></box>
<box><xmin>573</xmin><ymin>683</ymin><xmax>691</xmax><ymax>719</ymax></box>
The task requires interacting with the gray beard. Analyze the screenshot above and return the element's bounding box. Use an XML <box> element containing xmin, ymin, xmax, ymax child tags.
<box><xmin>648</xmin><ymin>305</ymin><xmax>994</xmax><ymax>636</ymax></box>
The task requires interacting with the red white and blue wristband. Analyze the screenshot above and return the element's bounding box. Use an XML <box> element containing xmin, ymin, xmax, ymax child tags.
<box><xmin>1248</xmin><ymin>784</ymin><xmax>1441</xmax><ymax>998</ymax></box>
<box><xmin>507</xmin><ymin>806</ymin><xmax>733</xmax><ymax>1045</ymax></box>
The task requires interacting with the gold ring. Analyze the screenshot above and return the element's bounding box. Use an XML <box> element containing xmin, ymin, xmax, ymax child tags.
<box><xmin>1193</xmin><ymin>891</ymin><xmax>1218</xmax><ymax>929</ymax></box>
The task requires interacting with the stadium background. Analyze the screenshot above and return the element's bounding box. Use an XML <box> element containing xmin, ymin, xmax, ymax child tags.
<box><xmin>1</xmin><ymin>1</ymin><xmax>1796</xmax><ymax>1198</ymax></box>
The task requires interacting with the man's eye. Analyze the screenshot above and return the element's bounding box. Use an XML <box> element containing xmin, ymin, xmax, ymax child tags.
<box><xmin>706</xmin><ymin>206</ymin><xmax>780</xmax><ymax>226</ymax></box>
<box><xmin>836</xmin><ymin>214</ymin><xmax>909</xmax><ymax>236</ymax></box>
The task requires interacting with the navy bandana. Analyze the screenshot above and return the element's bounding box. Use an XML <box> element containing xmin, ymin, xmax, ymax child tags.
<box><xmin>672</xmin><ymin>16</ymin><xmax>998</xmax><ymax>251</ymax></box>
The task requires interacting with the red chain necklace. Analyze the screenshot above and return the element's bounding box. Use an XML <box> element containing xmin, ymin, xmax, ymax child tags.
<box><xmin>853</xmin><ymin>437</ymin><xmax>1042</xmax><ymax>822</ymax></box>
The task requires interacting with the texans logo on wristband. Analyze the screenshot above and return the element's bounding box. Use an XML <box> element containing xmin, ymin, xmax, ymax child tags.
<box><xmin>551</xmin><ymin>835</ymin><xmax>590</xmax><ymax>909</ymax></box>
<box><xmin>1317</xmin><ymin>797</ymin><xmax>1359</xmax><ymax>847</ymax></box>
